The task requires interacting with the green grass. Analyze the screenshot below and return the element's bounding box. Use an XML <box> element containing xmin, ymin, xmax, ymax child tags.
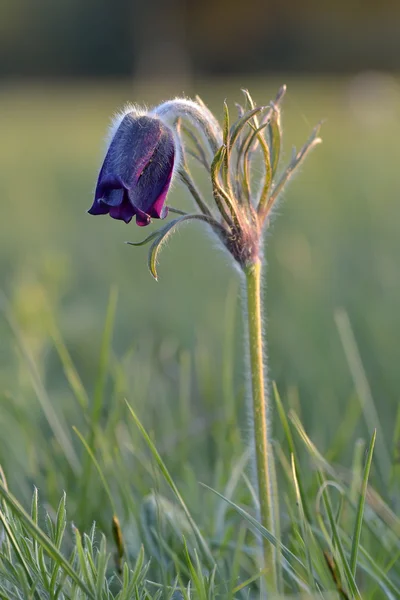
<box><xmin>0</xmin><ymin>77</ymin><xmax>399</xmax><ymax>597</ymax></box>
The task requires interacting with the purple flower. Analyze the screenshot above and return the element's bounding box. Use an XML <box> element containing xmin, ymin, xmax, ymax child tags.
<box><xmin>88</xmin><ymin>113</ymin><xmax>175</xmax><ymax>226</ymax></box>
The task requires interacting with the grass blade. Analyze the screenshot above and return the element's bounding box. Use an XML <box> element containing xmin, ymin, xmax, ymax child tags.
<box><xmin>0</xmin><ymin>481</ymin><xmax>95</xmax><ymax>598</ymax></box>
<box><xmin>349</xmin><ymin>429</ymin><xmax>376</xmax><ymax>576</ymax></box>
<box><xmin>125</xmin><ymin>400</ymin><xmax>215</xmax><ymax>569</ymax></box>
<box><xmin>335</xmin><ymin>308</ymin><xmax>390</xmax><ymax>482</ymax></box>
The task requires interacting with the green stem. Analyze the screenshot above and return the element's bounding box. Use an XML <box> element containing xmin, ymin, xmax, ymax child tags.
<box><xmin>244</xmin><ymin>259</ymin><xmax>277</xmax><ymax>582</ymax></box>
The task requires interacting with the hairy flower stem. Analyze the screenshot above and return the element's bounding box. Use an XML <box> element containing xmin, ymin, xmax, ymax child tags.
<box><xmin>244</xmin><ymin>259</ymin><xmax>276</xmax><ymax>580</ymax></box>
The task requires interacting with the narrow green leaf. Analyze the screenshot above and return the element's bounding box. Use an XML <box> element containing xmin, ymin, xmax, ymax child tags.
<box><xmin>261</xmin><ymin>122</ymin><xmax>322</xmax><ymax>219</ymax></box>
<box><xmin>335</xmin><ymin>309</ymin><xmax>391</xmax><ymax>483</ymax></box>
<box><xmin>0</xmin><ymin>481</ymin><xmax>94</xmax><ymax>598</ymax></box>
<box><xmin>0</xmin><ymin>507</ymin><xmax>37</xmax><ymax>596</ymax></box>
<box><xmin>317</xmin><ymin>474</ymin><xmax>362</xmax><ymax>600</ymax></box>
<box><xmin>79</xmin><ymin>286</ymin><xmax>118</xmax><ymax>522</ymax></box>
<box><xmin>223</xmin><ymin>100</ymin><xmax>230</xmax><ymax>148</ymax></box>
<box><xmin>125</xmin><ymin>400</ymin><xmax>215</xmax><ymax>568</ymax></box>
<box><xmin>147</xmin><ymin>214</ymin><xmax>224</xmax><ymax>280</ymax></box>
<box><xmin>229</xmin><ymin>106</ymin><xmax>265</xmax><ymax>149</ymax></box>
<box><xmin>210</xmin><ymin>145</ymin><xmax>240</xmax><ymax>228</ymax></box>
<box><xmin>177</xmin><ymin>119</ymin><xmax>209</xmax><ymax>169</ymax></box>
<box><xmin>178</xmin><ymin>167</ymin><xmax>213</xmax><ymax>217</ymax></box>
<box><xmin>126</xmin><ymin>230</ymin><xmax>162</xmax><ymax>247</ymax></box>
<box><xmin>200</xmin><ymin>482</ymin><xmax>307</xmax><ymax>573</ymax></box>
<box><xmin>350</xmin><ymin>429</ymin><xmax>376</xmax><ymax>576</ymax></box>
<box><xmin>242</xmin><ymin>120</ymin><xmax>272</xmax><ymax>212</ymax></box>
<box><xmin>0</xmin><ymin>294</ymin><xmax>80</xmax><ymax>473</ymax></box>
<box><xmin>222</xmin><ymin>100</ymin><xmax>231</xmax><ymax>192</ymax></box>
<box><xmin>93</xmin><ymin>285</ymin><xmax>118</xmax><ymax>426</ymax></box>
<box><xmin>241</xmin><ymin>89</ymin><xmax>259</xmax><ymax>126</ymax></box>
<box><xmin>47</xmin><ymin>307</ymin><xmax>90</xmax><ymax>410</ymax></box>
<box><xmin>73</xmin><ymin>426</ymin><xmax>117</xmax><ymax>515</ymax></box>
<box><xmin>267</xmin><ymin>106</ymin><xmax>282</xmax><ymax>177</ymax></box>
<box><xmin>74</xmin><ymin>526</ymin><xmax>95</xmax><ymax>589</ymax></box>
<box><xmin>291</xmin><ymin>454</ymin><xmax>315</xmax><ymax>589</ymax></box>
<box><xmin>95</xmin><ymin>536</ymin><xmax>109</xmax><ymax>599</ymax></box>
<box><xmin>55</xmin><ymin>492</ymin><xmax>67</xmax><ymax>549</ymax></box>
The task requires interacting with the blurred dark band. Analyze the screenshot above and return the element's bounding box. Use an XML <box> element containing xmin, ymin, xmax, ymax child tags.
<box><xmin>0</xmin><ymin>0</ymin><xmax>400</xmax><ymax>79</ymax></box>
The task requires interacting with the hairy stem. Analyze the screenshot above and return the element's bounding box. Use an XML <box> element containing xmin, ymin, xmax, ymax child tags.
<box><xmin>153</xmin><ymin>98</ymin><xmax>222</xmax><ymax>155</ymax></box>
<box><xmin>244</xmin><ymin>259</ymin><xmax>277</xmax><ymax>585</ymax></box>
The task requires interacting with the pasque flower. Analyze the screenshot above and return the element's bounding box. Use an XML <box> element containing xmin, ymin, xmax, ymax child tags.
<box><xmin>89</xmin><ymin>88</ymin><xmax>321</xmax><ymax>582</ymax></box>
<box><xmin>88</xmin><ymin>110</ymin><xmax>176</xmax><ymax>226</ymax></box>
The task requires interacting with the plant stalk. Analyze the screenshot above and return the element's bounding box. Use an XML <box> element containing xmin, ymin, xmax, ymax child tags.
<box><xmin>244</xmin><ymin>259</ymin><xmax>276</xmax><ymax>579</ymax></box>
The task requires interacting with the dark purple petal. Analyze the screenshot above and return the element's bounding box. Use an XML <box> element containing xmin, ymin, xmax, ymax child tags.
<box><xmin>108</xmin><ymin>193</ymin><xmax>136</xmax><ymax>223</ymax></box>
<box><xmin>102</xmin><ymin>187</ymin><xmax>124</xmax><ymax>207</ymax></box>
<box><xmin>88</xmin><ymin>187</ymin><xmax>125</xmax><ymax>216</ymax></box>
<box><xmin>128</xmin><ymin>128</ymin><xmax>175</xmax><ymax>218</ymax></box>
<box><xmin>135</xmin><ymin>211</ymin><xmax>152</xmax><ymax>227</ymax></box>
<box><xmin>87</xmin><ymin>199</ymin><xmax>109</xmax><ymax>215</ymax></box>
<box><xmin>88</xmin><ymin>113</ymin><xmax>175</xmax><ymax>226</ymax></box>
<box><xmin>148</xmin><ymin>175</ymin><xmax>172</xmax><ymax>219</ymax></box>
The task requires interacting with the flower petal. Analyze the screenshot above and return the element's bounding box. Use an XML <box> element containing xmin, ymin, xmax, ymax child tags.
<box><xmin>87</xmin><ymin>198</ymin><xmax>110</xmax><ymax>216</ymax></box>
<box><xmin>89</xmin><ymin>112</ymin><xmax>176</xmax><ymax>227</ymax></box>
<box><xmin>108</xmin><ymin>193</ymin><xmax>135</xmax><ymax>223</ymax></box>
<box><xmin>128</xmin><ymin>127</ymin><xmax>175</xmax><ymax>219</ymax></box>
<box><xmin>103</xmin><ymin>115</ymin><xmax>163</xmax><ymax>187</ymax></box>
<box><xmin>102</xmin><ymin>187</ymin><xmax>124</xmax><ymax>207</ymax></box>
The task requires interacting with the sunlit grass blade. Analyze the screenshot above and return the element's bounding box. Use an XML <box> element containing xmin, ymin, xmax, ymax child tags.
<box><xmin>290</xmin><ymin>454</ymin><xmax>315</xmax><ymax>590</ymax></box>
<box><xmin>200</xmin><ymin>482</ymin><xmax>308</xmax><ymax>578</ymax></box>
<box><xmin>73</xmin><ymin>426</ymin><xmax>117</xmax><ymax>515</ymax></box>
<box><xmin>357</xmin><ymin>543</ymin><xmax>400</xmax><ymax>599</ymax></box>
<box><xmin>0</xmin><ymin>507</ymin><xmax>38</xmax><ymax>598</ymax></box>
<box><xmin>46</xmin><ymin>304</ymin><xmax>90</xmax><ymax>411</ymax></box>
<box><xmin>289</xmin><ymin>410</ymin><xmax>335</xmax><ymax>475</ymax></box>
<box><xmin>125</xmin><ymin>400</ymin><xmax>215</xmax><ymax>569</ymax></box>
<box><xmin>390</xmin><ymin>402</ymin><xmax>400</xmax><ymax>497</ymax></box>
<box><xmin>335</xmin><ymin>308</ymin><xmax>391</xmax><ymax>483</ymax></box>
<box><xmin>349</xmin><ymin>429</ymin><xmax>376</xmax><ymax>576</ymax></box>
<box><xmin>74</xmin><ymin>526</ymin><xmax>95</xmax><ymax>590</ymax></box>
<box><xmin>0</xmin><ymin>293</ymin><xmax>80</xmax><ymax>474</ymax></box>
<box><xmin>0</xmin><ymin>481</ymin><xmax>95</xmax><ymax>598</ymax></box>
<box><xmin>273</xmin><ymin>383</ymin><xmax>311</xmax><ymax>522</ymax></box>
<box><xmin>92</xmin><ymin>285</ymin><xmax>118</xmax><ymax>426</ymax></box>
<box><xmin>78</xmin><ymin>286</ymin><xmax>118</xmax><ymax>523</ymax></box>
<box><xmin>317</xmin><ymin>474</ymin><xmax>362</xmax><ymax>600</ymax></box>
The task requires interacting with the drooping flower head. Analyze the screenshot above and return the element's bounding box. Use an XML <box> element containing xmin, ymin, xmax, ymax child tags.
<box><xmin>88</xmin><ymin>110</ymin><xmax>176</xmax><ymax>226</ymax></box>
<box><xmin>89</xmin><ymin>90</ymin><xmax>321</xmax><ymax>279</ymax></box>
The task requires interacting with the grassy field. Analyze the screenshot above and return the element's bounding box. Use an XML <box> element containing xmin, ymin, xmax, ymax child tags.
<box><xmin>0</xmin><ymin>76</ymin><xmax>399</xmax><ymax>597</ymax></box>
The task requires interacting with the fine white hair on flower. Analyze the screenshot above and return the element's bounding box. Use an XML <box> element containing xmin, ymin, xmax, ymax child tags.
<box><xmin>105</xmin><ymin>103</ymin><xmax>149</xmax><ymax>150</ymax></box>
<box><xmin>151</xmin><ymin>96</ymin><xmax>223</xmax><ymax>157</ymax></box>
<box><xmin>102</xmin><ymin>102</ymin><xmax>183</xmax><ymax>174</ymax></box>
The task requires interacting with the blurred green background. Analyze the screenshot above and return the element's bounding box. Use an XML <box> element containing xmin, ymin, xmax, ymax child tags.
<box><xmin>0</xmin><ymin>0</ymin><xmax>399</xmax><ymax>516</ymax></box>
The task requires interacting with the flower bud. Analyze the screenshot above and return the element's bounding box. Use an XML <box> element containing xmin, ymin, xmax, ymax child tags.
<box><xmin>88</xmin><ymin>111</ymin><xmax>176</xmax><ymax>226</ymax></box>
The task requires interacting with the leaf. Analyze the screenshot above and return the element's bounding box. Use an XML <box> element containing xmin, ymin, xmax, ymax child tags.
<box><xmin>0</xmin><ymin>482</ymin><xmax>95</xmax><ymax>598</ymax></box>
<box><xmin>147</xmin><ymin>214</ymin><xmax>223</xmax><ymax>280</ymax></box>
<box><xmin>222</xmin><ymin>101</ymin><xmax>231</xmax><ymax>191</ymax></box>
<box><xmin>241</xmin><ymin>120</ymin><xmax>271</xmax><ymax>208</ymax></box>
<box><xmin>229</xmin><ymin>106</ymin><xmax>266</xmax><ymax>149</ymax></box>
<box><xmin>266</xmin><ymin>85</ymin><xmax>286</xmax><ymax>177</ymax></box>
<box><xmin>260</xmin><ymin>122</ymin><xmax>322</xmax><ymax>219</ymax></box>
<box><xmin>200</xmin><ymin>482</ymin><xmax>307</xmax><ymax>574</ymax></box>
<box><xmin>241</xmin><ymin>89</ymin><xmax>259</xmax><ymax>125</ymax></box>
<box><xmin>125</xmin><ymin>400</ymin><xmax>216</xmax><ymax>569</ymax></box>
<box><xmin>126</xmin><ymin>230</ymin><xmax>162</xmax><ymax>247</ymax></box>
<box><xmin>350</xmin><ymin>430</ymin><xmax>376</xmax><ymax>576</ymax></box>
<box><xmin>267</xmin><ymin>106</ymin><xmax>282</xmax><ymax>178</ymax></box>
<box><xmin>210</xmin><ymin>145</ymin><xmax>240</xmax><ymax>227</ymax></box>
<box><xmin>317</xmin><ymin>474</ymin><xmax>362</xmax><ymax>600</ymax></box>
